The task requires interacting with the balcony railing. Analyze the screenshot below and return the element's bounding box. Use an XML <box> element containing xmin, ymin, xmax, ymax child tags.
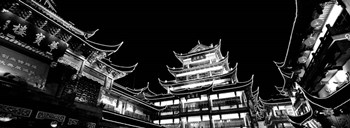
<box><xmin>162</xmin><ymin>123</ymin><xmax>181</xmax><ymax>128</ymax></box>
<box><xmin>125</xmin><ymin>111</ymin><xmax>149</xmax><ymax>121</ymax></box>
<box><xmin>212</xmin><ymin>97</ymin><xmax>241</xmax><ymax>107</ymax></box>
<box><xmin>185</xmin><ymin>121</ymin><xmax>210</xmax><ymax>128</ymax></box>
<box><xmin>103</xmin><ymin>104</ymin><xmax>151</xmax><ymax>122</ymax></box>
<box><xmin>184</xmin><ymin>101</ymin><xmax>209</xmax><ymax>112</ymax></box>
<box><xmin>214</xmin><ymin>119</ymin><xmax>245</xmax><ymax>127</ymax></box>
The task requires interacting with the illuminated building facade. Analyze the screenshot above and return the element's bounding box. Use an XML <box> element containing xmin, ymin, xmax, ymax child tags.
<box><xmin>0</xmin><ymin>0</ymin><xmax>164</xmax><ymax>127</ymax></box>
<box><xmin>257</xmin><ymin>94</ymin><xmax>295</xmax><ymax>128</ymax></box>
<box><xmin>99</xmin><ymin>82</ymin><xmax>166</xmax><ymax>128</ymax></box>
<box><xmin>272</xmin><ymin>0</ymin><xmax>350</xmax><ymax>127</ymax></box>
<box><xmin>144</xmin><ymin>42</ymin><xmax>257</xmax><ymax>128</ymax></box>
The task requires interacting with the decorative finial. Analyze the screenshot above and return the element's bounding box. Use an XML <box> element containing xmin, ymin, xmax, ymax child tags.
<box><xmin>198</xmin><ymin>40</ymin><xmax>201</xmax><ymax>44</ymax></box>
<box><xmin>85</xmin><ymin>29</ymin><xmax>99</xmax><ymax>39</ymax></box>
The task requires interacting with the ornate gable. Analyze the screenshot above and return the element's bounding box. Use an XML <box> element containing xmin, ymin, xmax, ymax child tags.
<box><xmin>188</xmin><ymin>41</ymin><xmax>213</xmax><ymax>53</ymax></box>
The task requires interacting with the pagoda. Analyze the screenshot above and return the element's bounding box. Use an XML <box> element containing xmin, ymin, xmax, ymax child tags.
<box><xmin>144</xmin><ymin>41</ymin><xmax>257</xmax><ymax>128</ymax></box>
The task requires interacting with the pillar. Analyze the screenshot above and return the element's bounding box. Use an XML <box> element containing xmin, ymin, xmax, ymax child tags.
<box><xmin>208</xmin><ymin>94</ymin><xmax>214</xmax><ymax>128</ymax></box>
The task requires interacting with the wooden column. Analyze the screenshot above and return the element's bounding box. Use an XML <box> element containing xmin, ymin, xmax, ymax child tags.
<box><xmin>208</xmin><ymin>94</ymin><xmax>214</xmax><ymax>128</ymax></box>
<box><xmin>179</xmin><ymin>97</ymin><xmax>185</xmax><ymax>128</ymax></box>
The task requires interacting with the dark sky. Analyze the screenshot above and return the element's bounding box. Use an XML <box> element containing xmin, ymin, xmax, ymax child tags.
<box><xmin>54</xmin><ymin>0</ymin><xmax>296</xmax><ymax>99</ymax></box>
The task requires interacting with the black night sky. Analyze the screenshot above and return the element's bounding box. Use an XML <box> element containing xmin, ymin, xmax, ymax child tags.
<box><xmin>54</xmin><ymin>0</ymin><xmax>296</xmax><ymax>99</ymax></box>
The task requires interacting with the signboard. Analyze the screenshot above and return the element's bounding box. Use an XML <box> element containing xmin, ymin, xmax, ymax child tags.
<box><xmin>0</xmin><ymin>9</ymin><xmax>68</xmax><ymax>60</ymax></box>
<box><xmin>0</xmin><ymin>45</ymin><xmax>49</xmax><ymax>89</ymax></box>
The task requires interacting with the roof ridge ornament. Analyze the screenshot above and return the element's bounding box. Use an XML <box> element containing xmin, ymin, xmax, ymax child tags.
<box><xmin>84</xmin><ymin>29</ymin><xmax>99</xmax><ymax>39</ymax></box>
<box><xmin>37</xmin><ymin>0</ymin><xmax>57</xmax><ymax>13</ymax></box>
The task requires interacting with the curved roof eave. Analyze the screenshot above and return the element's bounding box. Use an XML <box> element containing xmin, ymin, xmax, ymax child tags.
<box><xmin>212</xmin><ymin>75</ymin><xmax>254</xmax><ymax>92</ymax></box>
<box><xmin>287</xmin><ymin>108</ymin><xmax>313</xmax><ymax>126</ymax></box>
<box><xmin>158</xmin><ymin>78</ymin><xmax>177</xmax><ymax>86</ymax></box>
<box><xmin>166</xmin><ymin>65</ymin><xmax>177</xmax><ymax>77</ymax></box>
<box><xmin>85</xmin><ymin>40</ymin><xmax>124</xmax><ymax>52</ymax></box>
<box><xmin>170</xmin><ymin>83</ymin><xmax>213</xmax><ymax>95</ymax></box>
<box><xmin>124</xmin><ymin>86</ymin><xmax>146</xmax><ymax>95</ymax></box>
<box><xmin>110</xmin><ymin>62</ymin><xmax>138</xmax><ymax>73</ymax></box>
<box><xmin>144</xmin><ymin>93</ymin><xmax>175</xmax><ymax>101</ymax></box>
<box><xmin>300</xmin><ymin>82</ymin><xmax>350</xmax><ymax>110</ymax></box>
<box><xmin>144</xmin><ymin>82</ymin><xmax>158</xmax><ymax>95</ymax></box>
<box><xmin>84</xmin><ymin>29</ymin><xmax>99</xmax><ymax>39</ymax></box>
<box><xmin>159</xmin><ymin>65</ymin><xmax>237</xmax><ymax>87</ymax></box>
<box><xmin>110</xmin><ymin>88</ymin><xmax>166</xmax><ymax>111</ymax></box>
<box><xmin>273</xmin><ymin>61</ymin><xmax>294</xmax><ymax>93</ymax></box>
<box><xmin>97</xmin><ymin>60</ymin><xmax>137</xmax><ymax>79</ymax></box>
<box><xmin>173</xmin><ymin>51</ymin><xmax>184</xmax><ymax>63</ymax></box>
<box><xmin>168</xmin><ymin>51</ymin><xmax>230</xmax><ymax>74</ymax></box>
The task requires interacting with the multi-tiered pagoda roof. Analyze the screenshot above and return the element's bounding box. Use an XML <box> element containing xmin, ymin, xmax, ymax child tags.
<box><xmin>137</xmin><ymin>41</ymin><xmax>254</xmax><ymax>102</ymax></box>
<box><xmin>160</xmin><ymin>59</ymin><xmax>234</xmax><ymax>87</ymax></box>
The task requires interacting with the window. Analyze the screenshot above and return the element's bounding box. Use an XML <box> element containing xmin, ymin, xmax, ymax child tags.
<box><xmin>211</xmin><ymin>69</ymin><xmax>223</xmax><ymax>76</ymax></box>
<box><xmin>188</xmin><ymin>74</ymin><xmax>197</xmax><ymax>80</ymax></box>
<box><xmin>212</xmin><ymin>97</ymin><xmax>241</xmax><ymax>107</ymax></box>
<box><xmin>176</xmin><ymin>76</ymin><xmax>186</xmax><ymax>81</ymax></box>
<box><xmin>191</xmin><ymin>55</ymin><xmax>206</xmax><ymax>61</ymax></box>
<box><xmin>199</xmin><ymin>72</ymin><xmax>210</xmax><ymax>78</ymax></box>
<box><xmin>189</xmin><ymin>60</ymin><xmax>210</xmax><ymax>68</ymax></box>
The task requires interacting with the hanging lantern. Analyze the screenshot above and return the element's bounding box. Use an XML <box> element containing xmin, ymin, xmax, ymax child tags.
<box><xmin>71</xmin><ymin>74</ymin><xmax>78</xmax><ymax>80</ymax></box>
<box><xmin>303</xmin><ymin>36</ymin><xmax>317</xmax><ymax>47</ymax></box>
<box><xmin>302</xmin><ymin>50</ymin><xmax>311</xmax><ymax>58</ymax></box>
<box><xmin>50</xmin><ymin>121</ymin><xmax>58</xmax><ymax>128</ymax></box>
<box><xmin>50</xmin><ymin>61</ymin><xmax>57</xmax><ymax>68</ymax></box>
<box><xmin>345</xmin><ymin>34</ymin><xmax>350</xmax><ymax>41</ymax></box>
<box><xmin>310</xmin><ymin>19</ymin><xmax>324</xmax><ymax>30</ymax></box>
<box><xmin>298</xmin><ymin>56</ymin><xmax>308</xmax><ymax>64</ymax></box>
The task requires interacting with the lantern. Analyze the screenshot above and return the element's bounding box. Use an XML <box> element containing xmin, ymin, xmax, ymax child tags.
<box><xmin>303</xmin><ymin>36</ymin><xmax>317</xmax><ymax>47</ymax></box>
<box><xmin>50</xmin><ymin>121</ymin><xmax>58</xmax><ymax>128</ymax></box>
<box><xmin>310</xmin><ymin>19</ymin><xmax>324</xmax><ymax>29</ymax></box>
<box><xmin>302</xmin><ymin>50</ymin><xmax>311</xmax><ymax>58</ymax></box>
<box><xmin>298</xmin><ymin>56</ymin><xmax>308</xmax><ymax>64</ymax></box>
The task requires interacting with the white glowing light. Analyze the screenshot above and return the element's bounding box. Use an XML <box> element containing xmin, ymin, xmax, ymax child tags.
<box><xmin>50</xmin><ymin>121</ymin><xmax>58</xmax><ymax>128</ymax></box>
<box><xmin>0</xmin><ymin>117</ymin><xmax>12</xmax><ymax>122</ymax></box>
<box><xmin>176</xmin><ymin>66</ymin><xmax>223</xmax><ymax>77</ymax></box>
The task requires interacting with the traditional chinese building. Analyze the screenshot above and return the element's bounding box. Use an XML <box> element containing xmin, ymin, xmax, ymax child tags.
<box><xmin>0</xmin><ymin>0</ymin><xmax>165</xmax><ymax>128</ymax></box>
<box><xmin>98</xmin><ymin>82</ymin><xmax>165</xmax><ymax>128</ymax></box>
<box><xmin>272</xmin><ymin>0</ymin><xmax>350</xmax><ymax>127</ymax></box>
<box><xmin>142</xmin><ymin>41</ymin><xmax>257</xmax><ymax>128</ymax></box>
<box><xmin>253</xmin><ymin>88</ymin><xmax>295</xmax><ymax>128</ymax></box>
